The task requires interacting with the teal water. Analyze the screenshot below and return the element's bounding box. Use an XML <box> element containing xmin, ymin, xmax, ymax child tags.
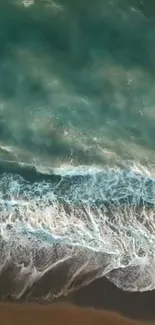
<box><xmin>1</xmin><ymin>0</ymin><xmax>155</xmax><ymax>300</ymax></box>
<box><xmin>0</xmin><ymin>0</ymin><xmax>155</xmax><ymax>169</ymax></box>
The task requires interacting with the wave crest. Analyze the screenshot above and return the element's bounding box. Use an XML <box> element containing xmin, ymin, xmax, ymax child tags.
<box><xmin>0</xmin><ymin>165</ymin><xmax>155</xmax><ymax>300</ymax></box>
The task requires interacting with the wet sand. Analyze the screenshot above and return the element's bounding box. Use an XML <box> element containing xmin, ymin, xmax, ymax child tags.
<box><xmin>0</xmin><ymin>302</ymin><xmax>149</xmax><ymax>325</ymax></box>
<box><xmin>1</xmin><ymin>276</ymin><xmax>155</xmax><ymax>324</ymax></box>
<box><xmin>60</xmin><ymin>277</ymin><xmax>155</xmax><ymax>321</ymax></box>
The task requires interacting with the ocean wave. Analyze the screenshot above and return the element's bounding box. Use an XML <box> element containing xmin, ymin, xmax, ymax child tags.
<box><xmin>0</xmin><ymin>163</ymin><xmax>155</xmax><ymax>301</ymax></box>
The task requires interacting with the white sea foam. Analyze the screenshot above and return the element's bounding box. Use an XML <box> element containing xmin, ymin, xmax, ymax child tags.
<box><xmin>0</xmin><ymin>163</ymin><xmax>155</xmax><ymax>298</ymax></box>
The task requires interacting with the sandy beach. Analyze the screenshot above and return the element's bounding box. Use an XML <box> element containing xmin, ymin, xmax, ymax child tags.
<box><xmin>1</xmin><ymin>276</ymin><xmax>155</xmax><ymax>325</ymax></box>
<box><xmin>0</xmin><ymin>302</ymin><xmax>151</xmax><ymax>325</ymax></box>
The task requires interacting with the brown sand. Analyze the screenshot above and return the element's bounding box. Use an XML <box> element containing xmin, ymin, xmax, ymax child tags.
<box><xmin>2</xmin><ymin>276</ymin><xmax>155</xmax><ymax>322</ymax></box>
<box><xmin>0</xmin><ymin>302</ymin><xmax>149</xmax><ymax>325</ymax></box>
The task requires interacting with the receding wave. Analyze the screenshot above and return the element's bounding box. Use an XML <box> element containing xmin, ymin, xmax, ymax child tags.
<box><xmin>0</xmin><ymin>162</ymin><xmax>155</xmax><ymax>302</ymax></box>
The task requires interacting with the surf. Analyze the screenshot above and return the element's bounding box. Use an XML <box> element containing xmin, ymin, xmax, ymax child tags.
<box><xmin>0</xmin><ymin>162</ymin><xmax>155</xmax><ymax>302</ymax></box>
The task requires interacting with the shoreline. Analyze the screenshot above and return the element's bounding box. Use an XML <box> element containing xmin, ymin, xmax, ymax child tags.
<box><xmin>0</xmin><ymin>301</ymin><xmax>149</xmax><ymax>325</ymax></box>
<box><xmin>1</xmin><ymin>276</ymin><xmax>155</xmax><ymax>322</ymax></box>
<box><xmin>60</xmin><ymin>277</ymin><xmax>155</xmax><ymax>321</ymax></box>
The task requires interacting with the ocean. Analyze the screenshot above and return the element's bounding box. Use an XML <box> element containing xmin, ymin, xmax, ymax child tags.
<box><xmin>1</xmin><ymin>0</ymin><xmax>155</xmax><ymax>307</ymax></box>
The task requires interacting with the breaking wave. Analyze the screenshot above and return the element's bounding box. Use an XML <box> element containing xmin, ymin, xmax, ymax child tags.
<box><xmin>0</xmin><ymin>162</ymin><xmax>155</xmax><ymax>301</ymax></box>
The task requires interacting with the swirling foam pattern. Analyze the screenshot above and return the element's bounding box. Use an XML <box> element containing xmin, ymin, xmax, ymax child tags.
<box><xmin>0</xmin><ymin>165</ymin><xmax>155</xmax><ymax>301</ymax></box>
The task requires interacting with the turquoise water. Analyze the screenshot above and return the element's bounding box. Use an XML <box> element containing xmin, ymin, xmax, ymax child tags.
<box><xmin>0</xmin><ymin>0</ymin><xmax>155</xmax><ymax>169</ymax></box>
<box><xmin>1</xmin><ymin>1</ymin><xmax>155</xmax><ymax>300</ymax></box>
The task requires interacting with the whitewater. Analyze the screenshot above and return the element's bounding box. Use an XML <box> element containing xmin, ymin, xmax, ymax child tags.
<box><xmin>1</xmin><ymin>0</ymin><xmax>155</xmax><ymax>303</ymax></box>
<box><xmin>0</xmin><ymin>162</ymin><xmax>155</xmax><ymax>301</ymax></box>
